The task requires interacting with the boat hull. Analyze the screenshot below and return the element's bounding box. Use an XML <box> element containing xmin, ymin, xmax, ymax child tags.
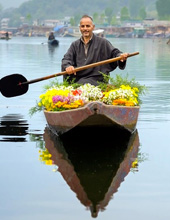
<box><xmin>44</xmin><ymin>101</ymin><xmax>140</xmax><ymax>135</ymax></box>
<box><xmin>48</xmin><ymin>39</ymin><xmax>59</xmax><ymax>46</ymax></box>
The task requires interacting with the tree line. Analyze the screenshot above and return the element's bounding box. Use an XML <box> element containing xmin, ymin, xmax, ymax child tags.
<box><xmin>0</xmin><ymin>0</ymin><xmax>170</xmax><ymax>27</ymax></box>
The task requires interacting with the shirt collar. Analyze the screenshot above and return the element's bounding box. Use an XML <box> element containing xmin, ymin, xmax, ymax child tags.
<box><xmin>81</xmin><ymin>34</ymin><xmax>93</xmax><ymax>44</ymax></box>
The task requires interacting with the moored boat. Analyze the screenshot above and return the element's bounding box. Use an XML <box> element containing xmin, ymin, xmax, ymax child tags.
<box><xmin>44</xmin><ymin>101</ymin><xmax>140</xmax><ymax>135</ymax></box>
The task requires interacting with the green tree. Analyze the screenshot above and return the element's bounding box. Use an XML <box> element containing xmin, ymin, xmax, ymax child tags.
<box><xmin>93</xmin><ymin>12</ymin><xmax>99</xmax><ymax>24</ymax></box>
<box><xmin>26</xmin><ymin>13</ymin><xmax>32</xmax><ymax>24</ymax></box>
<box><xmin>70</xmin><ymin>17</ymin><xmax>75</xmax><ymax>26</ymax></box>
<box><xmin>110</xmin><ymin>15</ymin><xmax>118</xmax><ymax>25</ymax></box>
<box><xmin>100</xmin><ymin>13</ymin><xmax>105</xmax><ymax>25</ymax></box>
<box><xmin>120</xmin><ymin>6</ymin><xmax>130</xmax><ymax>21</ymax></box>
<box><xmin>111</xmin><ymin>0</ymin><xmax>119</xmax><ymax>16</ymax></box>
<box><xmin>8</xmin><ymin>13</ymin><xmax>22</xmax><ymax>27</ymax></box>
<box><xmin>129</xmin><ymin>0</ymin><xmax>144</xmax><ymax>18</ymax></box>
<box><xmin>74</xmin><ymin>14</ymin><xmax>81</xmax><ymax>26</ymax></box>
<box><xmin>139</xmin><ymin>7</ymin><xmax>147</xmax><ymax>20</ymax></box>
<box><xmin>105</xmin><ymin>8</ymin><xmax>113</xmax><ymax>25</ymax></box>
<box><xmin>156</xmin><ymin>0</ymin><xmax>170</xmax><ymax>20</ymax></box>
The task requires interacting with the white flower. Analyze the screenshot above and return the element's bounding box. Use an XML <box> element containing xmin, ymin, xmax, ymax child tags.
<box><xmin>78</xmin><ymin>84</ymin><xmax>103</xmax><ymax>101</ymax></box>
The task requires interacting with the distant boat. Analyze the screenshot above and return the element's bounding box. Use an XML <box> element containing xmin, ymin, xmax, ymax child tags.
<box><xmin>0</xmin><ymin>31</ymin><xmax>12</xmax><ymax>40</ymax></box>
<box><xmin>62</xmin><ymin>29</ymin><xmax>81</xmax><ymax>38</ymax></box>
<box><xmin>93</xmin><ymin>29</ymin><xmax>105</xmax><ymax>37</ymax></box>
<box><xmin>0</xmin><ymin>36</ymin><xmax>11</xmax><ymax>40</ymax></box>
<box><xmin>48</xmin><ymin>39</ymin><xmax>59</xmax><ymax>46</ymax></box>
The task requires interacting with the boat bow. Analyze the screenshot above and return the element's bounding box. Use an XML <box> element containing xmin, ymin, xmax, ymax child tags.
<box><xmin>44</xmin><ymin>101</ymin><xmax>140</xmax><ymax>135</ymax></box>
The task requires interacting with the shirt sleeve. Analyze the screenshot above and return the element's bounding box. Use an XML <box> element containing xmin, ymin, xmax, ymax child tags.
<box><xmin>110</xmin><ymin>46</ymin><xmax>126</xmax><ymax>70</ymax></box>
<box><xmin>103</xmin><ymin>40</ymin><xmax>126</xmax><ymax>71</ymax></box>
<box><xmin>118</xmin><ymin>59</ymin><xmax>126</xmax><ymax>70</ymax></box>
<box><xmin>61</xmin><ymin>43</ymin><xmax>76</xmax><ymax>71</ymax></box>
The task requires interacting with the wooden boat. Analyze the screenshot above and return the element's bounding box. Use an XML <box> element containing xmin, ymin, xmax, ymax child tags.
<box><xmin>48</xmin><ymin>39</ymin><xmax>59</xmax><ymax>46</ymax></box>
<box><xmin>44</xmin><ymin>101</ymin><xmax>140</xmax><ymax>135</ymax></box>
<box><xmin>0</xmin><ymin>36</ymin><xmax>11</xmax><ymax>40</ymax></box>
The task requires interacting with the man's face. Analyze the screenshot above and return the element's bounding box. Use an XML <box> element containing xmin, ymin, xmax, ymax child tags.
<box><xmin>79</xmin><ymin>17</ymin><xmax>95</xmax><ymax>39</ymax></box>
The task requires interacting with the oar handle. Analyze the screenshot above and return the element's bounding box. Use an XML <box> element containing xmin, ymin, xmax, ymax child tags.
<box><xmin>73</xmin><ymin>51</ymin><xmax>139</xmax><ymax>72</ymax></box>
<box><xmin>23</xmin><ymin>51</ymin><xmax>139</xmax><ymax>85</ymax></box>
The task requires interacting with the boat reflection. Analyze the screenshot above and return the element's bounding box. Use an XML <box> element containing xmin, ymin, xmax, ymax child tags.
<box><xmin>0</xmin><ymin>114</ymin><xmax>29</xmax><ymax>142</ymax></box>
<box><xmin>42</xmin><ymin>126</ymin><xmax>140</xmax><ymax>218</ymax></box>
<box><xmin>48</xmin><ymin>43</ymin><xmax>58</xmax><ymax>56</ymax></box>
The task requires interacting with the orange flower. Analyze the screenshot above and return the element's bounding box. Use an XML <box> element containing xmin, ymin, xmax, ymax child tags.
<box><xmin>112</xmin><ymin>99</ymin><xmax>135</xmax><ymax>106</ymax></box>
<box><xmin>112</xmin><ymin>99</ymin><xmax>126</xmax><ymax>105</ymax></box>
<box><xmin>125</xmin><ymin>101</ymin><xmax>135</xmax><ymax>106</ymax></box>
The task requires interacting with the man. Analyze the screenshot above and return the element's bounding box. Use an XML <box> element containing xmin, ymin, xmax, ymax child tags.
<box><xmin>62</xmin><ymin>15</ymin><xmax>128</xmax><ymax>86</ymax></box>
<box><xmin>48</xmin><ymin>32</ymin><xmax>55</xmax><ymax>40</ymax></box>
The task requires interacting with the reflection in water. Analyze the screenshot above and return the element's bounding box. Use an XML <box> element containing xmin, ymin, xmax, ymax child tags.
<box><xmin>42</xmin><ymin>126</ymin><xmax>140</xmax><ymax>218</ymax></box>
<box><xmin>48</xmin><ymin>44</ymin><xmax>58</xmax><ymax>56</ymax></box>
<box><xmin>0</xmin><ymin>114</ymin><xmax>29</xmax><ymax>142</ymax></box>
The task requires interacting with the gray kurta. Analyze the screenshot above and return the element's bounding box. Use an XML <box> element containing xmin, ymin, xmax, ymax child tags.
<box><xmin>61</xmin><ymin>34</ymin><xmax>126</xmax><ymax>86</ymax></box>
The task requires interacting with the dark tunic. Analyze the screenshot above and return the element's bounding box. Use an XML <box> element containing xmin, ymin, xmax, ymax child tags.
<box><xmin>61</xmin><ymin>34</ymin><xmax>126</xmax><ymax>86</ymax></box>
<box><xmin>48</xmin><ymin>34</ymin><xmax>55</xmax><ymax>40</ymax></box>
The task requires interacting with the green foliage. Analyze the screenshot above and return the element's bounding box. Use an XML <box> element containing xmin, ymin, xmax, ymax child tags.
<box><xmin>98</xmin><ymin>73</ymin><xmax>147</xmax><ymax>104</ymax></box>
<box><xmin>139</xmin><ymin>7</ymin><xmax>147</xmax><ymax>20</ymax></box>
<box><xmin>29</xmin><ymin>74</ymin><xmax>147</xmax><ymax>115</ymax></box>
<box><xmin>8</xmin><ymin>13</ymin><xmax>23</xmax><ymax>27</ymax></box>
<box><xmin>105</xmin><ymin>8</ymin><xmax>113</xmax><ymax>25</ymax></box>
<box><xmin>29</xmin><ymin>78</ymin><xmax>81</xmax><ymax>116</ymax></box>
<box><xmin>110</xmin><ymin>74</ymin><xmax>147</xmax><ymax>94</ymax></box>
<box><xmin>29</xmin><ymin>102</ymin><xmax>43</xmax><ymax>116</ymax></box>
<box><xmin>0</xmin><ymin>0</ymin><xmax>160</xmax><ymax>25</ymax></box>
<box><xmin>120</xmin><ymin>6</ymin><xmax>130</xmax><ymax>21</ymax></box>
<box><xmin>43</xmin><ymin>78</ymin><xmax>80</xmax><ymax>90</ymax></box>
<box><xmin>129</xmin><ymin>0</ymin><xmax>145</xmax><ymax>18</ymax></box>
<box><xmin>70</xmin><ymin>17</ymin><xmax>75</xmax><ymax>26</ymax></box>
<box><xmin>110</xmin><ymin>16</ymin><xmax>118</xmax><ymax>25</ymax></box>
<box><xmin>156</xmin><ymin>0</ymin><xmax>170</xmax><ymax>19</ymax></box>
<box><xmin>44</xmin><ymin>74</ymin><xmax>147</xmax><ymax>98</ymax></box>
<box><xmin>93</xmin><ymin>12</ymin><xmax>99</xmax><ymax>24</ymax></box>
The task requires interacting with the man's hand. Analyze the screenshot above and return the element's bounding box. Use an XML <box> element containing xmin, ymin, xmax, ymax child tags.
<box><xmin>66</xmin><ymin>66</ymin><xmax>76</xmax><ymax>75</ymax></box>
<box><xmin>120</xmin><ymin>53</ymin><xmax>129</xmax><ymax>62</ymax></box>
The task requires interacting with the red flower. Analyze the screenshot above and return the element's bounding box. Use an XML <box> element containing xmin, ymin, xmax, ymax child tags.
<box><xmin>72</xmin><ymin>89</ymin><xmax>82</xmax><ymax>96</ymax></box>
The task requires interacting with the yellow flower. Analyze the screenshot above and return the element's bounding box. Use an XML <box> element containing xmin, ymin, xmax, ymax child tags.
<box><xmin>45</xmin><ymin>159</ymin><xmax>53</xmax><ymax>165</ymax></box>
<box><xmin>36</xmin><ymin>82</ymin><xmax>141</xmax><ymax>112</ymax></box>
<box><xmin>132</xmin><ymin>159</ymin><xmax>138</xmax><ymax>168</ymax></box>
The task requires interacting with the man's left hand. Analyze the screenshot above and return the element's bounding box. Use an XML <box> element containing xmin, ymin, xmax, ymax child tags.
<box><xmin>120</xmin><ymin>53</ymin><xmax>129</xmax><ymax>62</ymax></box>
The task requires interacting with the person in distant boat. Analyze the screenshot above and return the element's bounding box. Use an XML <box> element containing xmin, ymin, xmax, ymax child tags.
<box><xmin>48</xmin><ymin>32</ymin><xmax>55</xmax><ymax>40</ymax></box>
<box><xmin>61</xmin><ymin>14</ymin><xmax>129</xmax><ymax>86</ymax></box>
<box><xmin>5</xmin><ymin>32</ymin><xmax>9</xmax><ymax>40</ymax></box>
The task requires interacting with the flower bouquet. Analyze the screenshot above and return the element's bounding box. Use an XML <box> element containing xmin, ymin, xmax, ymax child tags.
<box><xmin>30</xmin><ymin>74</ymin><xmax>146</xmax><ymax>115</ymax></box>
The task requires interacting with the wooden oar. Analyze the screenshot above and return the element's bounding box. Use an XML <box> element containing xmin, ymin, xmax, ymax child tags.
<box><xmin>0</xmin><ymin>51</ymin><xmax>139</xmax><ymax>98</ymax></box>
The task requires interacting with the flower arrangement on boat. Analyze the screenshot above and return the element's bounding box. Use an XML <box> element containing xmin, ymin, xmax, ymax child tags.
<box><xmin>30</xmin><ymin>74</ymin><xmax>146</xmax><ymax>114</ymax></box>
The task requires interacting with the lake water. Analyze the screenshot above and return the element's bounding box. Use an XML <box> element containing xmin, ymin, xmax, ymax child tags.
<box><xmin>0</xmin><ymin>36</ymin><xmax>170</xmax><ymax>220</ymax></box>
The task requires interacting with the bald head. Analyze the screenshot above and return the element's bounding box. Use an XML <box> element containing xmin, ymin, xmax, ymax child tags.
<box><xmin>79</xmin><ymin>15</ymin><xmax>95</xmax><ymax>41</ymax></box>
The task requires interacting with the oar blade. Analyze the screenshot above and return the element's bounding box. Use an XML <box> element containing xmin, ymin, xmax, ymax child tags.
<box><xmin>0</xmin><ymin>74</ymin><xmax>28</xmax><ymax>98</ymax></box>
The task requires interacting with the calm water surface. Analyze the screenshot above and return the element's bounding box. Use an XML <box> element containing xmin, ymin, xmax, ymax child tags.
<box><xmin>0</xmin><ymin>37</ymin><xmax>170</xmax><ymax>220</ymax></box>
